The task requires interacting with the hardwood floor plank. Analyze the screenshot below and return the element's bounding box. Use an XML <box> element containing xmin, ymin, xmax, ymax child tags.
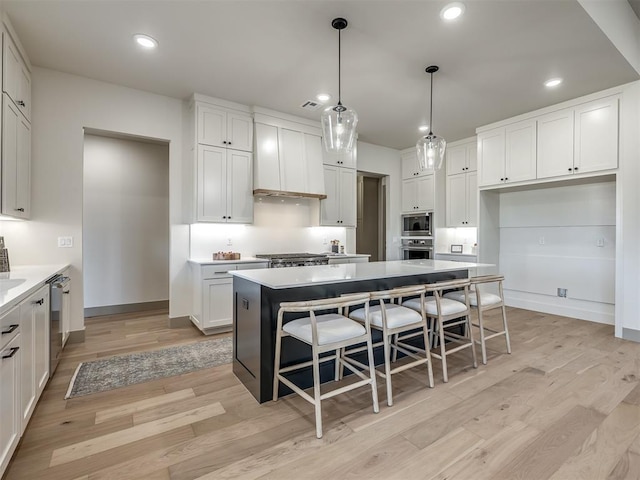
<box><xmin>95</xmin><ymin>388</ymin><xmax>196</xmax><ymax>424</ymax></box>
<box><xmin>49</xmin><ymin>402</ymin><xmax>225</xmax><ymax>466</ymax></box>
<box><xmin>608</xmin><ymin>432</ymin><xmax>640</xmax><ymax>480</ymax></box>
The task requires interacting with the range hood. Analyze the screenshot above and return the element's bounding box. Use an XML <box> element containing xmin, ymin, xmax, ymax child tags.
<box><xmin>253</xmin><ymin>189</ymin><xmax>327</xmax><ymax>200</ymax></box>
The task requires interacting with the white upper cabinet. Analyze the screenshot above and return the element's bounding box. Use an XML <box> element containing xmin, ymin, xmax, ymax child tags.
<box><xmin>197</xmin><ymin>104</ymin><xmax>253</xmax><ymax>152</ymax></box>
<box><xmin>3</xmin><ymin>31</ymin><xmax>30</xmax><ymax>122</ymax></box>
<box><xmin>536</xmin><ymin>108</ymin><xmax>574</xmax><ymax>179</ymax></box>
<box><xmin>505</xmin><ymin>120</ymin><xmax>537</xmax><ymax>183</ymax></box>
<box><xmin>446</xmin><ymin>139</ymin><xmax>477</xmax><ymax>176</ymax></box>
<box><xmin>402</xmin><ymin>175</ymin><xmax>434</xmax><ymax>213</ymax></box>
<box><xmin>253</xmin><ymin>123</ymin><xmax>281</xmax><ymax>191</ymax></box>
<box><xmin>323</xmin><ymin>144</ymin><xmax>356</xmax><ymax>169</ymax></box>
<box><xmin>320</xmin><ymin>165</ymin><xmax>356</xmax><ymax>226</ymax></box>
<box><xmin>574</xmin><ymin>96</ymin><xmax>618</xmax><ymax>174</ymax></box>
<box><xmin>401</xmin><ymin>149</ymin><xmax>430</xmax><ymax>179</ymax></box>
<box><xmin>478</xmin><ymin>129</ymin><xmax>505</xmax><ymax>187</ymax></box>
<box><xmin>2</xmin><ymin>94</ymin><xmax>30</xmax><ymax>219</ymax></box>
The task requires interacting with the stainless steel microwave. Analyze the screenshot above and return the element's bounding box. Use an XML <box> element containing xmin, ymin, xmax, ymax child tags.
<box><xmin>402</xmin><ymin>212</ymin><xmax>433</xmax><ymax>236</ymax></box>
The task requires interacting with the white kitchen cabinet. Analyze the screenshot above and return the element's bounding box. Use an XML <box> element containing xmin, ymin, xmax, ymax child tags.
<box><xmin>197</xmin><ymin>103</ymin><xmax>253</xmax><ymax>152</ymax></box>
<box><xmin>574</xmin><ymin>96</ymin><xmax>618</xmax><ymax>174</ymax></box>
<box><xmin>197</xmin><ymin>145</ymin><xmax>253</xmax><ymax>223</ymax></box>
<box><xmin>401</xmin><ymin>149</ymin><xmax>430</xmax><ymax>179</ymax></box>
<box><xmin>19</xmin><ymin>285</ymin><xmax>48</xmax><ymax>432</ymax></box>
<box><xmin>536</xmin><ymin>108</ymin><xmax>574</xmax><ymax>179</ymax></box>
<box><xmin>446</xmin><ymin>172</ymin><xmax>477</xmax><ymax>227</ymax></box>
<box><xmin>401</xmin><ymin>175</ymin><xmax>435</xmax><ymax>213</ymax></box>
<box><xmin>0</xmin><ymin>305</ymin><xmax>21</xmax><ymax>477</ymax></box>
<box><xmin>3</xmin><ymin>31</ymin><xmax>30</xmax><ymax>122</ymax></box>
<box><xmin>191</xmin><ymin>262</ymin><xmax>268</xmax><ymax>331</ymax></box>
<box><xmin>2</xmin><ymin>93</ymin><xmax>30</xmax><ymax>219</ymax></box>
<box><xmin>320</xmin><ymin>165</ymin><xmax>356</xmax><ymax>226</ymax></box>
<box><xmin>323</xmin><ymin>143</ymin><xmax>356</xmax><ymax>169</ymax></box>
<box><xmin>477</xmin><ymin>128</ymin><xmax>505</xmax><ymax>187</ymax></box>
<box><xmin>446</xmin><ymin>139</ymin><xmax>477</xmax><ymax>176</ymax></box>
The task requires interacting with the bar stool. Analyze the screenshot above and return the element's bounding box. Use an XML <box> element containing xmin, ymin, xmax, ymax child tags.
<box><xmin>346</xmin><ymin>285</ymin><xmax>434</xmax><ymax>407</ymax></box>
<box><xmin>402</xmin><ymin>278</ymin><xmax>477</xmax><ymax>383</ymax></box>
<box><xmin>443</xmin><ymin>274</ymin><xmax>511</xmax><ymax>364</ymax></box>
<box><xmin>272</xmin><ymin>292</ymin><xmax>379</xmax><ymax>439</ymax></box>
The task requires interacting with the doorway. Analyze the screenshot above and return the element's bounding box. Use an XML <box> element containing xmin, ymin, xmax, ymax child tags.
<box><xmin>82</xmin><ymin>131</ymin><xmax>170</xmax><ymax>317</ymax></box>
<box><xmin>356</xmin><ymin>173</ymin><xmax>386</xmax><ymax>261</ymax></box>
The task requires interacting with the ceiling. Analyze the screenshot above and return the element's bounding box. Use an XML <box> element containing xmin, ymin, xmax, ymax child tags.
<box><xmin>3</xmin><ymin>0</ymin><xmax>639</xmax><ymax>150</ymax></box>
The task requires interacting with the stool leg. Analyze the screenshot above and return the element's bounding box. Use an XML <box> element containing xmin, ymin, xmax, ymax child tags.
<box><xmin>477</xmin><ymin>308</ymin><xmax>488</xmax><ymax>365</ymax></box>
<box><xmin>311</xmin><ymin>343</ymin><xmax>323</xmax><ymax>439</ymax></box>
<box><xmin>422</xmin><ymin>321</ymin><xmax>434</xmax><ymax>388</ymax></box>
<box><xmin>334</xmin><ymin>348</ymin><xmax>341</xmax><ymax>381</ymax></box>
<box><xmin>391</xmin><ymin>333</ymin><xmax>398</xmax><ymax>363</ymax></box>
<box><xmin>272</xmin><ymin>326</ymin><xmax>283</xmax><ymax>402</ymax></box>
<box><xmin>438</xmin><ymin>317</ymin><xmax>448</xmax><ymax>383</ymax></box>
<box><xmin>467</xmin><ymin>313</ymin><xmax>478</xmax><ymax>369</ymax></box>
<box><xmin>382</xmin><ymin>332</ymin><xmax>393</xmax><ymax>406</ymax></box>
<box><xmin>502</xmin><ymin>304</ymin><xmax>512</xmax><ymax>354</ymax></box>
<box><xmin>365</xmin><ymin>328</ymin><xmax>380</xmax><ymax>414</ymax></box>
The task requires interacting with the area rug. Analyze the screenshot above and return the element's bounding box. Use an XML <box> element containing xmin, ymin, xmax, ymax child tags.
<box><xmin>65</xmin><ymin>337</ymin><xmax>232</xmax><ymax>399</ymax></box>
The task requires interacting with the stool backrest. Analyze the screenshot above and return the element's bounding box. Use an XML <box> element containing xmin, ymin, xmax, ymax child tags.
<box><xmin>369</xmin><ymin>285</ymin><xmax>426</xmax><ymax>302</ymax></box>
<box><xmin>425</xmin><ymin>278</ymin><xmax>471</xmax><ymax>294</ymax></box>
<box><xmin>470</xmin><ymin>274</ymin><xmax>504</xmax><ymax>285</ymax></box>
<box><xmin>279</xmin><ymin>292</ymin><xmax>370</xmax><ymax>313</ymax></box>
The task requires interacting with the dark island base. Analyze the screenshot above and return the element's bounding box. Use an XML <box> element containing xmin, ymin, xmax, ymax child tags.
<box><xmin>233</xmin><ymin>270</ymin><xmax>467</xmax><ymax>404</ymax></box>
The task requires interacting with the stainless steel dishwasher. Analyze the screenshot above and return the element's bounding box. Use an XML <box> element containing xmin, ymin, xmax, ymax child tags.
<box><xmin>47</xmin><ymin>273</ymin><xmax>70</xmax><ymax>378</ymax></box>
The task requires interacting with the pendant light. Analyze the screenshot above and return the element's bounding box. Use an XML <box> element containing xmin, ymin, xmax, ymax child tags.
<box><xmin>321</xmin><ymin>18</ymin><xmax>358</xmax><ymax>154</ymax></box>
<box><xmin>416</xmin><ymin>65</ymin><xmax>446</xmax><ymax>170</ymax></box>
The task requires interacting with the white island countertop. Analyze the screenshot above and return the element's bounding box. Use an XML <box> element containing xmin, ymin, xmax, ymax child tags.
<box><xmin>230</xmin><ymin>259</ymin><xmax>493</xmax><ymax>289</ymax></box>
<box><xmin>0</xmin><ymin>264</ymin><xmax>69</xmax><ymax>315</ymax></box>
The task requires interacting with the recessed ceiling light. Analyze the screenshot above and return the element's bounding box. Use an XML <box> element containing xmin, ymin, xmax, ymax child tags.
<box><xmin>419</xmin><ymin>125</ymin><xmax>429</xmax><ymax>132</ymax></box>
<box><xmin>133</xmin><ymin>34</ymin><xmax>158</xmax><ymax>49</ymax></box>
<box><xmin>544</xmin><ymin>78</ymin><xmax>563</xmax><ymax>88</ymax></box>
<box><xmin>441</xmin><ymin>2</ymin><xmax>465</xmax><ymax>21</ymax></box>
<box><xmin>316</xmin><ymin>93</ymin><xmax>331</xmax><ymax>103</ymax></box>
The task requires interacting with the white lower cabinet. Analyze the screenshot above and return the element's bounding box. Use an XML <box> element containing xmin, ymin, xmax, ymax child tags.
<box><xmin>1</xmin><ymin>306</ymin><xmax>21</xmax><ymax>477</ymax></box>
<box><xmin>320</xmin><ymin>165</ymin><xmax>356</xmax><ymax>226</ymax></box>
<box><xmin>191</xmin><ymin>262</ymin><xmax>268</xmax><ymax>332</ymax></box>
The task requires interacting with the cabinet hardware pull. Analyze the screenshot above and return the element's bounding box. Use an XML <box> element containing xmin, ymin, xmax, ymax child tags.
<box><xmin>63</xmin><ymin>291</ymin><xmax>70</xmax><ymax>295</ymax></box>
<box><xmin>1</xmin><ymin>324</ymin><xmax>18</xmax><ymax>335</ymax></box>
<box><xmin>573</xmin><ymin>167</ymin><xmax>578</xmax><ymax>171</ymax></box>
<box><xmin>228</xmin><ymin>142</ymin><xmax>232</xmax><ymax>145</ymax></box>
<box><xmin>2</xmin><ymin>346</ymin><xmax>19</xmax><ymax>359</ymax></box>
<box><xmin>15</xmin><ymin>208</ymin><xmax>24</xmax><ymax>212</ymax></box>
<box><xmin>505</xmin><ymin>177</ymin><xmax>508</xmax><ymax>181</ymax></box>
<box><xmin>17</xmin><ymin>100</ymin><xmax>25</xmax><ymax>107</ymax></box>
<box><xmin>500</xmin><ymin>178</ymin><xmax>504</xmax><ymax>181</ymax></box>
<box><xmin>34</xmin><ymin>298</ymin><xmax>44</xmax><ymax>305</ymax></box>
<box><xmin>568</xmin><ymin>168</ymin><xmax>572</xmax><ymax>171</ymax></box>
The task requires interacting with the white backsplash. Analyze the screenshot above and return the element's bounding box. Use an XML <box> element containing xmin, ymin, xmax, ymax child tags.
<box><xmin>435</xmin><ymin>227</ymin><xmax>478</xmax><ymax>254</ymax></box>
<box><xmin>190</xmin><ymin>196</ymin><xmax>348</xmax><ymax>259</ymax></box>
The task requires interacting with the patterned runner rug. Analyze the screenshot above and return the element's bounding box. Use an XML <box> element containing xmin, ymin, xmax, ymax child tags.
<box><xmin>65</xmin><ymin>337</ymin><xmax>232</xmax><ymax>398</ymax></box>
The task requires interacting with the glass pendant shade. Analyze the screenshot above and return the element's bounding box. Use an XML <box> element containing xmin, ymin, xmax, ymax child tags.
<box><xmin>321</xmin><ymin>104</ymin><xmax>358</xmax><ymax>153</ymax></box>
<box><xmin>417</xmin><ymin>133</ymin><xmax>446</xmax><ymax>171</ymax></box>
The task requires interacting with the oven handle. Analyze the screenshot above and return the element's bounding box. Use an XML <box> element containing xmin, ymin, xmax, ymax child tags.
<box><xmin>402</xmin><ymin>247</ymin><xmax>434</xmax><ymax>251</ymax></box>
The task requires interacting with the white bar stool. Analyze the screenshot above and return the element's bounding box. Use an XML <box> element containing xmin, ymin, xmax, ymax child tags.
<box><xmin>403</xmin><ymin>278</ymin><xmax>477</xmax><ymax>383</ymax></box>
<box><xmin>347</xmin><ymin>285</ymin><xmax>434</xmax><ymax>407</ymax></box>
<box><xmin>443</xmin><ymin>274</ymin><xmax>511</xmax><ymax>364</ymax></box>
<box><xmin>272</xmin><ymin>292</ymin><xmax>379</xmax><ymax>439</ymax></box>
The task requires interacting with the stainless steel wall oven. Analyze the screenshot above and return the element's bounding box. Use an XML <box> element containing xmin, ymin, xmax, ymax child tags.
<box><xmin>402</xmin><ymin>238</ymin><xmax>433</xmax><ymax>260</ymax></box>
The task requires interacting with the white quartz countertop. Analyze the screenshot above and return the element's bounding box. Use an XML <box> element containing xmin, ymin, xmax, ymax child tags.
<box><xmin>230</xmin><ymin>260</ymin><xmax>494</xmax><ymax>289</ymax></box>
<box><xmin>0</xmin><ymin>264</ymin><xmax>69</xmax><ymax>315</ymax></box>
<box><xmin>323</xmin><ymin>253</ymin><xmax>371</xmax><ymax>258</ymax></box>
<box><xmin>189</xmin><ymin>257</ymin><xmax>269</xmax><ymax>265</ymax></box>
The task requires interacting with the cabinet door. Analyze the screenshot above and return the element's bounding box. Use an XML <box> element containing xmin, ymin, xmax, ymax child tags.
<box><xmin>197</xmin><ymin>145</ymin><xmax>227</xmax><ymax>222</ymax></box>
<box><xmin>505</xmin><ymin>120</ymin><xmax>536</xmax><ymax>184</ymax></box>
<box><xmin>416</xmin><ymin>175</ymin><xmax>435</xmax><ymax>212</ymax></box>
<box><xmin>402</xmin><ymin>151</ymin><xmax>420</xmax><ymax>179</ymax></box>
<box><xmin>19</xmin><ymin>301</ymin><xmax>34</xmax><ymax>430</ymax></box>
<box><xmin>466</xmin><ymin>142</ymin><xmax>478</xmax><ymax>172</ymax></box>
<box><xmin>446</xmin><ymin>144</ymin><xmax>468</xmax><ymax>176</ymax></box>
<box><xmin>2</xmin><ymin>33</ymin><xmax>20</xmax><ymax>106</ymax></box>
<box><xmin>34</xmin><ymin>288</ymin><xmax>49</xmax><ymax>396</ymax></box>
<box><xmin>323</xmin><ymin>145</ymin><xmax>356</xmax><ymax>169</ymax></box>
<box><xmin>227</xmin><ymin>112</ymin><xmax>253</xmax><ymax>152</ymax></box>
<box><xmin>2</xmin><ymin>96</ymin><xmax>19</xmax><ymax>217</ymax></box>
<box><xmin>61</xmin><ymin>281</ymin><xmax>71</xmax><ymax>347</ymax></box>
<box><xmin>467</xmin><ymin>171</ymin><xmax>478</xmax><ymax>226</ymax></box>
<box><xmin>537</xmin><ymin>108</ymin><xmax>574</xmax><ymax>179</ymax></box>
<box><xmin>253</xmin><ymin>123</ymin><xmax>281</xmax><ymax>191</ymax></box>
<box><xmin>401</xmin><ymin>178</ymin><xmax>418</xmax><ymax>213</ymax></box>
<box><xmin>446</xmin><ymin>173</ymin><xmax>467</xmax><ymax>227</ymax></box>
<box><xmin>17</xmin><ymin>61</ymin><xmax>30</xmax><ymax>122</ymax></box>
<box><xmin>226</xmin><ymin>150</ymin><xmax>253</xmax><ymax>224</ymax></box>
<box><xmin>279</xmin><ymin>128</ymin><xmax>307</xmax><ymax>193</ymax></box>
<box><xmin>478</xmin><ymin>129</ymin><xmax>505</xmax><ymax>187</ymax></box>
<box><xmin>320</xmin><ymin>165</ymin><xmax>340</xmax><ymax>225</ymax></box>
<box><xmin>15</xmin><ymin>114</ymin><xmax>30</xmax><ymax>219</ymax></box>
<box><xmin>0</xmin><ymin>333</ymin><xmax>20</xmax><ymax>475</ymax></box>
<box><xmin>197</xmin><ymin>104</ymin><xmax>226</xmax><ymax>147</ymax></box>
<box><xmin>203</xmin><ymin>278</ymin><xmax>233</xmax><ymax>328</ymax></box>
<box><xmin>304</xmin><ymin>133</ymin><xmax>325</xmax><ymax>196</ymax></box>
<box><xmin>574</xmin><ymin>96</ymin><xmax>618</xmax><ymax>174</ymax></box>
<box><xmin>339</xmin><ymin>167</ymin><xmax>357</xmax><ymax>226</ymax></box>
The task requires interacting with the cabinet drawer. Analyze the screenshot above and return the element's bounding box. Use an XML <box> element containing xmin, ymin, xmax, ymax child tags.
<box><xmin>202</xmin><ymin>265</ymin><xmax>234</xmax><ymax>278</ymax></box>
<box><xmin>1</xmin><ymin>305</ymin><xmax>20</xmax><ymax>349</ymax></box>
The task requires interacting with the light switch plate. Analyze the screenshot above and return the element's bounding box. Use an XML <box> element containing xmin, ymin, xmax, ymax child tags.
<box><xmin>58</xmin><ymin>236</ymin><xmax>73</xmax><ymax>248</ymax></box>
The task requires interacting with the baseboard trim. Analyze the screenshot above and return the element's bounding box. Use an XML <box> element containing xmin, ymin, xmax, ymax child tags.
<box><xmin>67</xmin><ymin>329</ymin><xmax>85</xmax><ymax>344</ymax></box>
<box><xmin>168</xmin><ymin>316</ymin><xmax>191</xmax><ymax>328</ymax></box>
<box><xmin>622</xmin><ymin>328</ymin><xmax>640</xmax><ymax>343</ymax></box>
<box><xmin>84</xmin><ymin>300</ymin><xmax>169</xmax><ymax>318</ymax></box>
<box><xmin>504</xmin><ymin>291</ymin><xmax>614</xmax><ymax>325</ymax></box>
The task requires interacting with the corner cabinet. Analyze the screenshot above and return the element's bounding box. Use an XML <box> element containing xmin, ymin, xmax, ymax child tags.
<box><xmin>402</xmin><ymin>175</ymin><xmax>434</xmax><ymax>213</ymax></box>
<box><xmin>320</xmin><ymin>165</ymin><xmax>356</xmax><ymax>226</ymax></box>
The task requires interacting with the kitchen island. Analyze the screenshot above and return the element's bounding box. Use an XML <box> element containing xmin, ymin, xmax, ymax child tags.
<box><xmin>230</xmin><ymin>260</ymin><xmax>491</xmax><ymax>403</ymax></box>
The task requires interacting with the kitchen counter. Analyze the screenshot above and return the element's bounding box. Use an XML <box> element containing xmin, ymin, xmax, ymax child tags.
<box><xmin>230</xmin><ymin>259</ymin><xmax>491</xmax><ymax>289</ymax></box>
<box><xmin>188</xmin><ymin>257</ymin><xmax>269</xmax><ymax>266</ymax></box>
<box><xmin>0</xmin><ymin>265</ymin><xmax>68</xmax><ymax>315</ymax></box>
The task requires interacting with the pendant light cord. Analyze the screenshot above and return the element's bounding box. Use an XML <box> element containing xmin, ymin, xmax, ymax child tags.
<box><xmin>338</xmin><ymin>27</ymin><xmax>342</xmax><ymax>106</ymax></box>
<box><xmin>428</xmin><ymin>71</ymin><xmax>433</xmax><ymax>136</ymax></box>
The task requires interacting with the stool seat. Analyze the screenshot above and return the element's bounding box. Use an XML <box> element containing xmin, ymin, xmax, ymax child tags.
<box><xmin>283</xmin><ymin>313</ymin><xmax>366</xmax><ymax>346</ymax></box>
<box><xmin>350</xmin><ymin>304</ymin><xmax>422</xmax><ymax>329</ymax></box>
<box><xmin>403</xmin><ymin>297</ymin><xmax>468</xmax><ymax>316</ymax></box>
<box><xmin>443</xmin><ymin>290</ymin><xmax>502</xmax><ymax>307</ymax></box>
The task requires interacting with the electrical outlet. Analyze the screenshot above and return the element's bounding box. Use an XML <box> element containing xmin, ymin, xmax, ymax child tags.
<box><xmin>57</xmin><ymin>236</ymin><xmax>73</xmax><ymax>248</ymax></box>
<box><xmin>596</xmin><ymin>238</ymin><xmax>605</xmax><ymax>247</ymax></box>
<box><xmin>538</xmin><ymin>236</ymin><xmax>545</xmax><ymax>245</ymax></box>
<box><xmin>557</xmin><ymin>288</ymin><xmax>567</xmax><ymax>298</ymax></box>
<box><xmin>227</xmin><ymin>238</ymin><xmax>232</xmax><ymax>246</ymax></box>
<box><xmin>323</xmin><ymin>237</ymin><xmax>328</xmax><ymax>245</ymax></box>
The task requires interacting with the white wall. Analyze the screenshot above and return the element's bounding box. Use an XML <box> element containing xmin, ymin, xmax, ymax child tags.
<box><xmin>83</xmin><ymin>134</ymin><xmax>169</xmax><ymax>308</ymax></box>
<box><xmin>356</xmin><ymin>141</ymin><xmax>402</xmax><ymax>260</ymax></box>
<box><xmin>0</xmin><ymin>67</ymin><xmax>189</xmax><ymax>335</ymax></box>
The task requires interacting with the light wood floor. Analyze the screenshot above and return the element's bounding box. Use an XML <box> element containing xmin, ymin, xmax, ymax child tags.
<box><xmin>4</xmin><ymin>307</ymin><xmax>640</xmax><ymax>480</ymax></box>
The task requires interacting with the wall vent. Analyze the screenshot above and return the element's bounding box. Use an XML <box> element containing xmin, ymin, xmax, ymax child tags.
<box><xmin>300</xmin><ymin>100</ymin><xmax>322</xmax><ymax>111</ymax></box>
